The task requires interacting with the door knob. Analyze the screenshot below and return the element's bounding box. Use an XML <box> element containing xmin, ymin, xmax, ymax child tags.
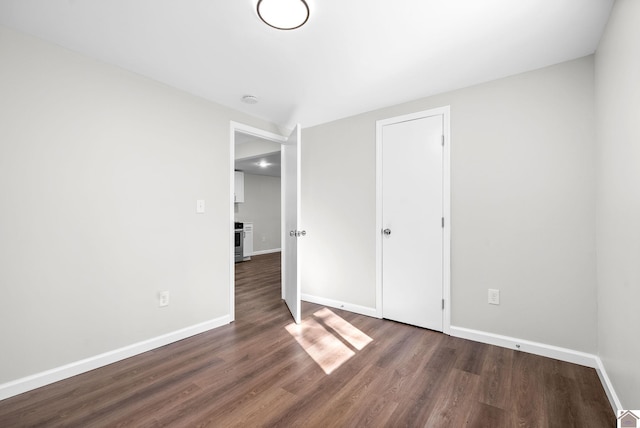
<box><xmin>290</xmin><ymin>230</ymin><xmax>296</xmax><ymax>237</ymax></box>
<box><xmin>300</xmin><ymin>230</ymin><xmax>306</xmax><ymax>237</ymax></box>
<box><xmin>383</xmin><ymin>228</ymin><xmax>391</xmax><ymax>236</ymax></box>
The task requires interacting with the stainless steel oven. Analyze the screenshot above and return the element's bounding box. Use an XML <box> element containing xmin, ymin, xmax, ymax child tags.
<box><xmin>234</xmin><ymin>222</ymin><xmax>244</xmax><ymax>263</ymax></box>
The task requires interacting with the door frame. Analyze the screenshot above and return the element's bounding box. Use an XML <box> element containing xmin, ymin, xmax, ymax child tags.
<box><xmin>229</xmin><ymin>121</ymin><xmax>287</xmax><ymax>322</ymax></box>
<box><xmin>375</xmin><ymin>106</ymin><xmax>451</xmax><ymax>334</ymax></box>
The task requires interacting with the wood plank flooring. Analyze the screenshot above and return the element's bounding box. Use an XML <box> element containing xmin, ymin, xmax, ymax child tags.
<box><xmin>0</xmin><ymin>252</ymin><xmax>614</xmax><ymax>427</ymax></box>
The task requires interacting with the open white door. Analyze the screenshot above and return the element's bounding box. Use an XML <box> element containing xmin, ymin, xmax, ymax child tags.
<box><xmin>282</xmin><ymin>124</ymin><xmax>303</xmax><ymax>324</ymax></box>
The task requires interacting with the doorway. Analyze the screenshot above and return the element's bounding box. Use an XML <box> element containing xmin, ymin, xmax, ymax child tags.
<box><xmin>375</xmin><ymin>107</ymin><xmax>451</xmax><ymax>333</ymax></box>
<box><xmin>229</xmin><ymin>122</ymin><xmax>302</xmax><ymax>324</ymax></box>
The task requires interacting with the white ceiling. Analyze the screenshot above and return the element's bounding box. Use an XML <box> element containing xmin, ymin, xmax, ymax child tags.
<box><xmin>0</xmin><ymin>0</ymin><xmax>613</xmax><ymax>129</ymax></box>
<box><xmin>236</xmin><ymin>151</ymin><xmax>281</xmax><ymax>177</ymax></box>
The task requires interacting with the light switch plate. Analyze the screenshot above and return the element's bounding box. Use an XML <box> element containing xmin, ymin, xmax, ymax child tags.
<box><xmin>196</xmin><ymin>199</ymin><xmax>205</xmax><ymax>213</ymax></box>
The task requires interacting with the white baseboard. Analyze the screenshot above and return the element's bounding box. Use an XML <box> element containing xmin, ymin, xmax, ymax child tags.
<box><xmin>450</xmin><ymin>326</ymin><xmax>621</xmax><ymax>414</ymax></box>
<box><xmin>301</xmin><ymin>294</ymin><xmax>379</xmax><ymax>318</ymax></box>
<box><xmin>450</xmin><ymin>326</ymin><xmax>598</xmax><ymax>367</ymax></box>
<box><xmin>595</xmin><ymin>356</ymin><xmax>623</xmax><ymax>413</ymax></box>
<box><xmin>2</xmin><ymin>316</ymin><xmax>621</xmax><ymax>415</ymax></box>
<box><xmin>251</xmin><ymin>248</ymin><xmax>281</xmax><ymax>256</ymax></box>
<box><xmin>0</xmin><ymin>315</ymin><xmax>232</xmax><ymax>401</ymax></box>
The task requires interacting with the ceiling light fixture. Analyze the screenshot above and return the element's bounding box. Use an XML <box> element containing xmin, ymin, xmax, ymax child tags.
<box><xmin>257</xmin><ymin>0</ymin><xmax>309</xmax><ymax>31</ymax></box>
<box><xmin>257</xmin><ymin>160</ymin><xmax>271</xmax><ymax>168</ymax></box>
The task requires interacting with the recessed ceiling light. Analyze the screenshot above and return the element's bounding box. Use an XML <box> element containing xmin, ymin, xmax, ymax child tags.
<box><xmin>257</xmin><ymin>0</ymin><xmax>309</xmax><ymax>31</ymax></box>
<box><xmin>241</xmin><ymin>95</ymin><xmax>258</xmax><ymax>104</ymax></box>
<box><xmin>257</xmin><ymin>160</ymin><xmax>271</xmax><ymax>168</ymax></box>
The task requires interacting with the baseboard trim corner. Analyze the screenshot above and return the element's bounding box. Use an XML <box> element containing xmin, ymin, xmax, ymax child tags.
<box><xmin>449</xmin><ymin>326</ymin><xmax>623</xmax><ymax>413</ymax></box>
<box><xmin>0</xmin><ymin>315</ymin><xmax>232</xmax><ymax>401</ymax></box>
<box><xmin>594</xmin><ymin>356</ymin><xmax>623</xmax><ymax>413</ymax></box>
<box><xmin>301</xmin><ymin>294</ymin><xmax>379</xmax><ymax>318</ymax></box>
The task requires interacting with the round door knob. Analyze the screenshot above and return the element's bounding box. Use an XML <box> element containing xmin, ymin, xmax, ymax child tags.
<box><xmin>383</xmin><ymin>228</ymin><xmax>391</xmax><ymax>236</ymax></box>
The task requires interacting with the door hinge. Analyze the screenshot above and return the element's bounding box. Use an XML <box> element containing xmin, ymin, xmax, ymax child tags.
<box><xmin>442</xmin><ymin>299</ymin><xmax>445</xmax><ymax>310</ymax></box>
<box><xmin>441</xmin><ymin>135</ymin><xmax>445</xmax><ymax>146</ymax></box>
<box><xmin>441</xmin><ymin>217</ymin><xmax>444</xmax><ymax>228</ymax></box>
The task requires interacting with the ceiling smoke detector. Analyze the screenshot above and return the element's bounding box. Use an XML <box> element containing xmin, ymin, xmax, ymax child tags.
<box><xmin>241</xmin><ymin>95</ymin><xmax>258</xmax><ymax>104</ymax></box>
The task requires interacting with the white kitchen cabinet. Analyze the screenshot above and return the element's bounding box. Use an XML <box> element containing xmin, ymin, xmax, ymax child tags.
<box><xmin>243</xmin><ymin>222</ymin><xmax>253</xmax><ymax>261</ymax></box>
<box><xmin>234</xmin><ymin>171</ymin><xmax>244</xmax><ymax>203</ymax></box>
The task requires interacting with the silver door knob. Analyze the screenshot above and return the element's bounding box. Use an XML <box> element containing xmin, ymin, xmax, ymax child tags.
<box><xmin>383</xmin><ymin>228</ymin><xmax>391</xmax><ymax>236</ymax></box>
<box><xmin>300</xmin><ymin>230</ymin><xmax>306</xmax><ymax>237</ymax></box>
<box><xmin>290</xmin><ymin>230</ymin><xmax>296</xmax><ymax>237</ymax></box>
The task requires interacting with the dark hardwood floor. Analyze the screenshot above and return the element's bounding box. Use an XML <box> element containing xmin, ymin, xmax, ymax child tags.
<box><xmin>0</xmin><ymin>252</ymin><xmax>614</xmax><ymax>427</ymax></box>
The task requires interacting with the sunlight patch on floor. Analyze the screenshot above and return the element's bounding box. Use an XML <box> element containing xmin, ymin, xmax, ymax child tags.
<box><xmin>285</xmin><ymin>308</ymin><xmax>373</xmax><ymax>374</ymax></box>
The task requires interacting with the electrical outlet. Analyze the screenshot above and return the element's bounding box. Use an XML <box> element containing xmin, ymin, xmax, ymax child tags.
<box><xmin>159</xmin><ymin>291</ymin><xmax>170</xmax><ymax>307</ymax></box>
<box><xmin>488</xmin><ymin>289</ymin><xmax>500</xmax><ymax>305</ymax></box>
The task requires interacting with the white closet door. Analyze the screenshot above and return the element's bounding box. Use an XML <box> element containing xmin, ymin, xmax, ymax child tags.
<box><xmin>381</xmin><ymin>115</ymin><xmax>444</xmax><ymax>330</ymax></box>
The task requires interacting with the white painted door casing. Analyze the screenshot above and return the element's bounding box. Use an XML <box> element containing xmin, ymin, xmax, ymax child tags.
<box><xmin>376</xmin><ymin>107</ymin><xmax>451</xmax><ymax>333</ymax></box>
<box><xmin>229</xmin><ymin>122</ymin><xmax>288</xmax><ymax>323</ymax></box>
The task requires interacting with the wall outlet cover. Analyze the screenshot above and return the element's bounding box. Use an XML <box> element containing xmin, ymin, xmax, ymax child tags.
<box><xmin>159</xmin><ymin>291</ymin><xmax>170</xmax><ymax>307</ymax></box>
<box><xmin>488</xmin><ymin>289</ymin><xmax>500</xmax><ymax>305</ymax></box>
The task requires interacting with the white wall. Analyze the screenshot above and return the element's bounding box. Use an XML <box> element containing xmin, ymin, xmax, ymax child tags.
<box><xmin>302</xmin><ymin>56</ymin><xmax>597</xmax><ymax>353</ymax></box>
<box><xmin>235</xmin><ymin>173</ymin><xmax>281</xmax><ymax>253</ymax></box>
<box><xmin>0</xmin><ymin>26</ymin><xmax>278</xmax><ymax>385</ymax></box>
<box><xmin>595</xmin><ymin>0</ymin><xmax>640</xmax><ymax>409</ymax></box>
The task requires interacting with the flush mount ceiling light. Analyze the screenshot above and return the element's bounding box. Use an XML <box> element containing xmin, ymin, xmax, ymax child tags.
<box><xmin>257</xmin><ymin>0</ymin><xmax>309</xmax><ymax>30</ymax></box>
<box><xmin>257</xmin><ymin>160</ymin><xmax>271</xmax><ymax>168</ymax></box>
